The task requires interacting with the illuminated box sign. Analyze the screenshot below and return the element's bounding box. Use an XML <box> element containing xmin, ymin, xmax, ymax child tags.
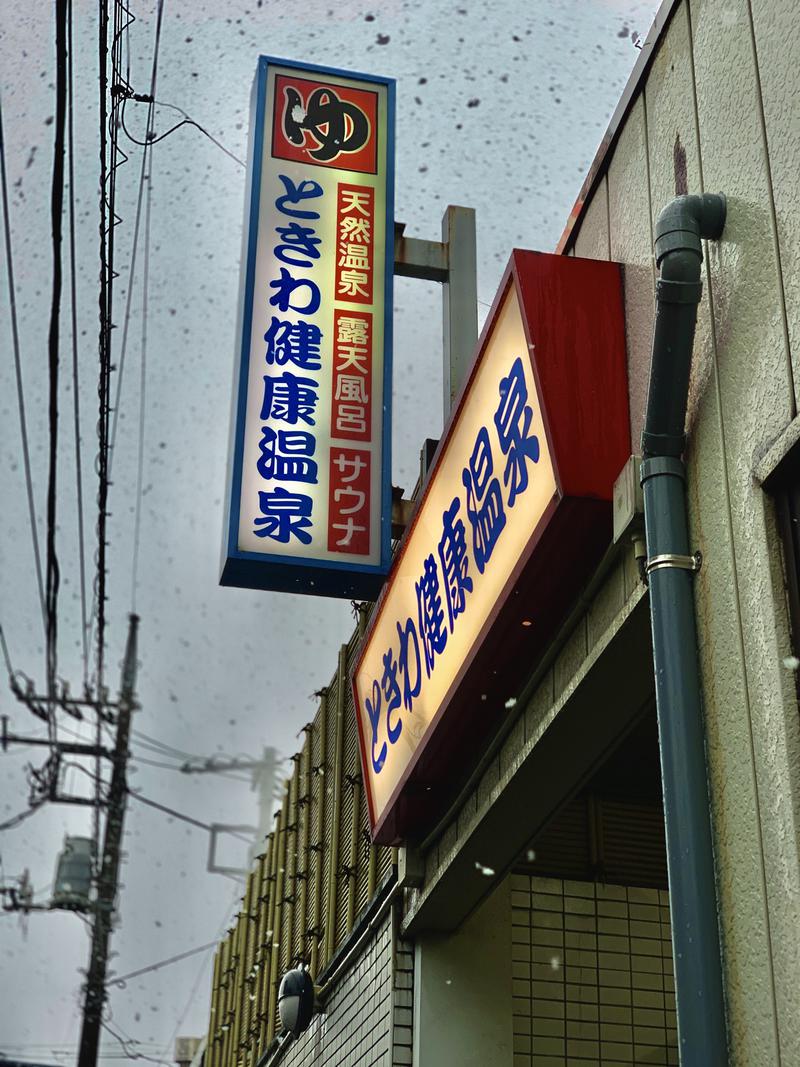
<box><xmin>221</xmin><ymin>57</ymin><xmax>394</xmax><ymax>599</ymax></box>
<box><xmin>353</xmin><ymin>252</ymin><xmax>630</xmax><ymax>844</ymax></box>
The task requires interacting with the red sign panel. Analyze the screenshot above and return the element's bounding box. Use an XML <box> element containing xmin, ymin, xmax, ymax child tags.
<box><xmin>331</xmin><ymin>308</ymin><xmax>372</xmax><ymax>443</ymax></box>
<box><xmin>334</xmin><ymin>183</ymin><xmax>375</xmax><ymax>306</ymax></box>
<box><xmin>271</xmin><ymin>75</ymin><xmax>379</xmax><ymax>174</ymax></box>
<box><xmin>328</xmin><ymin>447</ymin><xmax>371</xmax><ymax>555</ymax></box>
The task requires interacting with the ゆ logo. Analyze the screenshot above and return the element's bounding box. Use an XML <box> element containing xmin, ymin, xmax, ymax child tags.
<box><xmin>282</xmin><ymin>86</ymin><xmax>370</xmax><ymax>163</ymax></box>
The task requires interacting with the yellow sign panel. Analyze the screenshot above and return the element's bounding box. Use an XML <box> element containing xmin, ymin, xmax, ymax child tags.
<box><xmin>353</xmin><ymin>282</ymin><xmax>557</xmax><ymax>836</ymax></box>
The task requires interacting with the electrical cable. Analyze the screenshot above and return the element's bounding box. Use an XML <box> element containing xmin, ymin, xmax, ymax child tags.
<box><xmin>107</xmin><ymin>939</ymin><xmax>219</xmax><ymax>987</ymax></box>
<box><xmin>93</xmin><ymin>0</ymin><xmax>134</xmax><ymax>697</ymax></box>
<box><xmin>106</xmin><ymin>0</ymin><xmax>162</xmax><ymax>479</ymax></box>
<box><xmin>0</xmin><ymin>622</ymin><xmax>14</xmax><ymax>680</ymax></box>
<box><xmin>88</xmin><ymin>0</ymin><xmax>159</xmax><ymax>684</ymax></box>
<box><xmin>131</xmin><ymin>112</ymin><xmax>153</xmax><ymax>613</ymax></box>
<box><xmin>66</xmin><ymin>0</ymin><xmax>90</xmax><ymax>691</ymax></box>
<box><xmin>100</xmin><ymin>1020</ymin><xmax>172</xmax><ymax>1065</ymax></box>
<box><xmin>94</xmin><ymin>0</ymin><xmax>110</xmax><ymax>699</ymax></box>
<box><xmin>129</xmin><ymin>727</ymin><xmax>206</xmax><ymax>763</ymax></box>
<box><xmin>129</xmin><ymin>753</ymin><xmax>251</xmax><ymax>783</ymax></box>
<box><xmin>45</xmin><ymin>0</ymin><xmax>69</xmax><ymax>740</ymax></box>
<box><xmin>126</xmin><ymin>788</ymin><xmax>254</xmax><ymax>843</ymax></box>
<box><xmin>120</xmin><ymin>94</ymin><xmax>245</xmax><ymax>168</ymax></box>
<box><xmin>65</xmin><ymin>0</ymin><xmax>101</xmax><ymax>885</ymax></box>
<box><xmin>0</xmin><ymin>800</ymin><xmax>45</xmax><ymax>833</ymax></box>
<box><xmin>0</xmin><ymin>90</ymin><xmax>47</xmax><ymax>642</ymax></box>
<box><xmin>159</xmin><ymin>883</ymin><xmax>243</xmax><ymax>1060</ymax></box>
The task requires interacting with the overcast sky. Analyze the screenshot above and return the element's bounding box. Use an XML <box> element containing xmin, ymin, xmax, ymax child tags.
<box><xmin>0</xmin><ymin>0</ymin><xmax>658</xmax><ymax>1061</ymax></box>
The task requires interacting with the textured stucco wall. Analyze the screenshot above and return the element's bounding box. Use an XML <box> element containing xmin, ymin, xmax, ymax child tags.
<box><xmin>566</xmin><ymin>2</ymin><xmax>800</xmax><ymax>1062</ymax></box>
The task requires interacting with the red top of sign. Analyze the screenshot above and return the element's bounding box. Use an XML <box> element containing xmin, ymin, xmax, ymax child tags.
<box><xmin>353</xmin><ymin>250</ymin><xmax>630</xmax><ymax>844</ymax></box>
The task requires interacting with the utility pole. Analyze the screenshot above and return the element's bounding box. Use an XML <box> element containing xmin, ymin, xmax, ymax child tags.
<box><xmin>180</xmin><ymin>747</ymin><xmax>280</xmax><ymax>867</ymax></box>
<box><xmin>77</xmin><ymin>613</ymin><xmax>139</xmax><ymax>1067</ymax></box>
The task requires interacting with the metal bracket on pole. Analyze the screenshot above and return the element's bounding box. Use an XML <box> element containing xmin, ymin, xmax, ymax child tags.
<box><xmin>441</xmin><ymin>205</ymin><xmax>478</xmax><ymax>420</ymax></box>
<box><xmin>391</xmin><ymin>207</ymin><xmax>478</xmax><ymax>533</ymax></box>
<box><xmin>207</xmin><ymin>823</ymin><xmax>258</xmax><ymax>877</ymax></box>
<box><xmin>645</xmin><ymin>551</ymin><xmax>703</xmax><ymax>576</ymax></box>
<box><xmin>393</xmin><ymin>206</ymin><xmax>477</xmax><ymax>423</ymax></box>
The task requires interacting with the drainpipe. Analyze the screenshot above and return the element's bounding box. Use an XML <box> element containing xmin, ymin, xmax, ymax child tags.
<box><xmin>640</xmin><ymin>193</ymin><xmax>727</xmax><ymax>1066</ymax></box>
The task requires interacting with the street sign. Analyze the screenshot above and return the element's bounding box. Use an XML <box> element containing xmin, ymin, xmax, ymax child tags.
<box><xmin>221</xmin><ymin>57</ymin><xmax>395</xmax><ymax>599</ymax></box>
<box><xmin>352</xmin><ymin>251</ymin><xmax>630</xmax><ymax>843</ymax></box>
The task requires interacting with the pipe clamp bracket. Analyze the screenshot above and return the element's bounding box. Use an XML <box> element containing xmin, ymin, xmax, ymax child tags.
<box><xmin>645</xmin><ymin>551</ymin><xmax>702</xmax><ymax>576</ymax></box>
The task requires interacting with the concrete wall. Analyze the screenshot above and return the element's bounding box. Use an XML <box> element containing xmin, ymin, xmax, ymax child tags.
<box><xmin>413</xmin><ymin>878</ymin><xmax>514</xmax><ymax>1067</ymax></box>
<box><xmin>565</xmin><ymin>2</ymin><xmax>800</xmax><ymax>1063</ymax></box>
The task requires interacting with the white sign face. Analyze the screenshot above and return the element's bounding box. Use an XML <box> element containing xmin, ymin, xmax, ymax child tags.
<box><xmin>222</xmin><ymin>57</ymin><xmax>394</xmax><ymax>598</ymax></box>
<box><xmin>353</xmin><ymin>283</ymin><xmax>558</xmax><ymax>831</ymax></box>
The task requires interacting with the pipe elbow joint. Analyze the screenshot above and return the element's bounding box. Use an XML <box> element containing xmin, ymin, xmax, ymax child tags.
<box><xmin>654</xmin><ymin>193</ymin><xmax>727</xmax><ymax>269</ymax></box>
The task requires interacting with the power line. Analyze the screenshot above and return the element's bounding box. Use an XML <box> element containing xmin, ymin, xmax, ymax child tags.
<box><xmin>126</xmin><ymin>788</ymin><xmax>254</xmax><ymax>843</ymax></box>
<box><xmin>0</xmin><ymin>622</ymin><xmax>14</xmax><ymax>680</ymax></box>
<box><xmin>108</xmin><ymin>939</ymin><xmax>219</xmax><ymax>987</ymax></box>
<box><xmin>107</xmin><ymin>0</ymin><xmax>163</xmax><ymax>479</ymax></box>
<box><xmin>120</xmin><ymin>94</ymin><xmax>246</xmax><ymax>168</ymax></box>
<box><xmin>131</xmin><ymin>109</ymin><xmax>154</xmax><ymax>614</ymax></box>
<box><xmin>66</xmin><ymin>0</ymin><xmax>90</xmax><ymax>691</ymax></box>
<box><xmin>129</xmin><ymin>752</ymin><xmax>251</xmax><ymax>782</ymax></box>
<box><xmin>92</xmin><ymin>0</ymin><xmax>124</xmax><ymax>699</ymax></box>
<box><xmin>0</xmin><ymin>799</ymin><xmax>45</xmax><ymax>833</ymax></box>
<box><xmin>45</xmin><ymin>0</ymin><xmax>68</xmax><ymax>734</ymax></box>
<box><xmin>129</xmin><ymin>728</ymin><xmax>205</xmax><ymax>763</ymax></box>
<box><xmin>0</xmin><ymin>88</ymin><xmax>47</xmax><ymax>645</ymax></box>
<box><xmin>100</xmin><ymin>1021</ymin><xmax>171</xmax><ymax>1066</ymax></box>
<box><xmin>89</xmin><ymin>0</ymin><xmax>161</xmax><ymax>684</ymax></box>
<box><xmin>160</xmin><ymin>884</ymin><xmax>243</xmax><ymax>1060</ymax></box>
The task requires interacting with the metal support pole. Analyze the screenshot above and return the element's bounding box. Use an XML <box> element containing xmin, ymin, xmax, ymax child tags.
<box><xmin>207</xmin><ymin>947</ymin><xmax>222</xmax><ymax>1067</ymax></box>
<box><xmin>220</xmin><ymin>937</ymin><xmax>233</xmax><ymax>1067</ymax></box>
<box><xmin>239</xmin><ymin>872</ymin><xmax>256</xmax><ymax>1053</ymax></box>
<box><xmin>309</xmin><ymin>690</ymin><xmax>327</xmax><ymax>979</ymax></box>
<box><xmin>77</xmin><ymin>613</ymin><xmax>139</xmax><ymax>1067</ymax></box>
<box><xmin>441</xmin><ymin>205</ymin><xmax>477</xmax><ymax>419</ymax></box>
<box><xmin>266</xmin><ymin>808</ymin><xmax>285</xmax><ymax>1045</ymax></box>
<box><xmin>297</xmin><ymin>739</ymin><xmax>311</xmax><ymax>961</ymax></box>
<box><xmin>393</xmin><ymin>206</ymin><xmax>478</xmax><ymax>430</ymax></box>
<box><xmin>284</xmin><ymin>760</ymin><xmax>299</xmax><ymax>965</ymax></box>
<box><xmin>345</xmin><ymin>777</ymin><xmax>360</xmax><ymax>936</ymax></box>
<box><xmin>264</xmin><ymin>810</ymin><xmax>283</xmax><ymax>1037</ymax></box>
<box><xmin>253</xmin><ymin>853</ymin><xmax>269</xmax><ymax>1054</ymax></box>
<box><xmin>323</xmin><ymin>645</ymin><xmax>348</xmax><ymax>965</ymax></box>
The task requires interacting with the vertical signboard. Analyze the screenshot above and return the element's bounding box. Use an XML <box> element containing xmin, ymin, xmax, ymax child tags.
<box><xmin>221</xmin><ymin>57</ymin><xmax>394</xmax><ymax>599</ymax></box>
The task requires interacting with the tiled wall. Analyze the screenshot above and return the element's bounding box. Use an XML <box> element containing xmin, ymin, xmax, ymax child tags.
<box><xmin>274</xmin><ymin>907</ymin><xmax>413</xmax><ymax>1067</ymax></box>
<box><xmin>392</xmin><ymin>937</ymin><xmax>414</xmax><ymax>1067</ymax></box>
<box><xmin>510</xmin><ymin>875</ymin><xmax>676</xmax><ymax>1066</ymax></box>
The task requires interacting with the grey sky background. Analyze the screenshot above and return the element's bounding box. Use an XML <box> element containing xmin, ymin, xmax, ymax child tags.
<box><xmin>0</xmin><ymin>0</ymin><xmax>658</xmax><ymax>1061</ymax></box>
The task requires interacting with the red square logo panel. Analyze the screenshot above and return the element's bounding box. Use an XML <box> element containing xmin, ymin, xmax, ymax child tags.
<box><xmin>271</xmin><ymin>75</ymin><xmax>379</xmax><ymax>174</ymax></box>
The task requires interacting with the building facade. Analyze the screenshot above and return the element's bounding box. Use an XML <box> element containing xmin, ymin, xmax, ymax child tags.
<box><xmin>204</xmin><ymin>0</ymin><xmax>800</xmax><ymax>1064</ymax></box>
